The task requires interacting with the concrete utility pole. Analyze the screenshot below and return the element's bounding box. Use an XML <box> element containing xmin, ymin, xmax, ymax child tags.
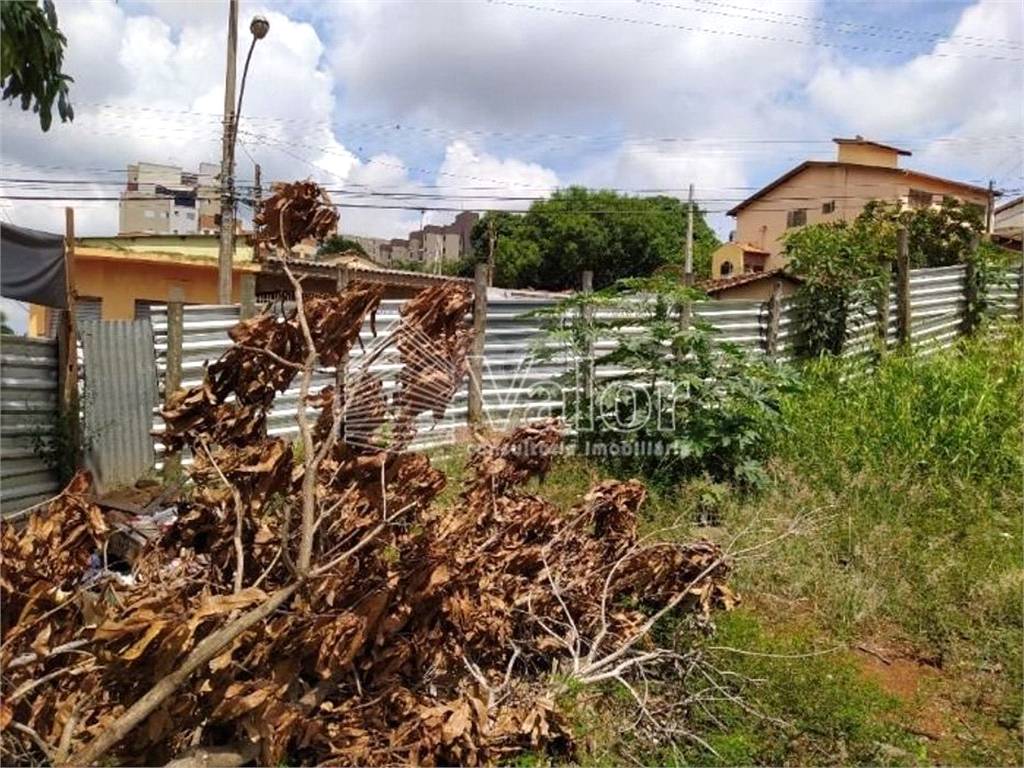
<box><xmin>486</xmin><ymin>218</ymin><xmax>496</xmax><ymax>288</ymax></box>
<box><xmin>254</xmin><ymin>163</ymin><xmax>262</xmax><ymax>211</ymax></box>
<box><xmin>217</xmin><ymin>0</ymin><xmax>240</xmax><ymax>304</ymax></box>
<box><xmin>684</xmin><ymin>183</ymin><xmax>694</xmax><ymax>286</ymax></box>
<box><xmin>986</xmin><ymin>179</ymin><xmax>995</xmax><ymax>234</ymax></box>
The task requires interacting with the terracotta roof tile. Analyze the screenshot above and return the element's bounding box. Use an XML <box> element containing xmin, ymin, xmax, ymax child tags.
<box><xmin>698</xmin><ymin>268</ymin><xmax>801</xmax><ymax>295</ymax></box>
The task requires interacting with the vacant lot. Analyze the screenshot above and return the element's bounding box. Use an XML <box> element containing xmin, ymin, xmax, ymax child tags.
<box><xmin>438</xmin><ymin>325</ymin><xmax>1024</xmax><ymax>767</ymax></box>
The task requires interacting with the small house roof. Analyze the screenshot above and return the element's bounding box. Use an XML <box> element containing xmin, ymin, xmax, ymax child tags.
<box><xmin>698</xmin><ymin>268</ymin><xmax>801</xmax><ymax>296</ymax></box>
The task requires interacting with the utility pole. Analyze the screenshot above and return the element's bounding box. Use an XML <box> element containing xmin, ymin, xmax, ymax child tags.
<box><xmin>486</xmin><ymin>217</ymin><xmax>496</xmax><ymax>288</ymax></box>
<box><xmin>254</xmin><ymin>163</ymin><xmax>262</xmax><ymax>211</ymax></box>
<box><xmin>217</xmin><ymin>0</ymin><xmax>240</xmax><ymax>304</ymax></box>
<box><xmin>986</xmin><ymin>179</ymin><xmax>995</xmax><ymax>235</ymax></box>
<box><xmin>253</xmin><ymin>163</ymin><xmax>262</xmax><ymax>261</ymax></box>
<box><xmin>684</xmin><ymin>183</ymin><xmax>694</xmax><ymax>286</ymax></box>
<box><xmin>678</xmin><ymin>183</ymin><xmax>695</xmax><ymax>337</ymax></box>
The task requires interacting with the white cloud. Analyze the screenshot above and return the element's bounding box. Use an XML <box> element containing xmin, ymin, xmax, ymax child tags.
<box><xmin>433</xmin><ymin>141</ymin><xmax>560</xmax><ymax>214</ymax></box>
<box><xmin>2</xmin><ymin>0</ymin><xmax>1021</xmax><ymax>258</ymax></box>
<box><xmin>0</xmin><ymin>0</ymin><xmax>425</xmax><ymax>238</ymax></box>
<box><xmin>806</xmin><ymin>0</ymin><xmax>1023</xmax><ymax>178</ymax></box>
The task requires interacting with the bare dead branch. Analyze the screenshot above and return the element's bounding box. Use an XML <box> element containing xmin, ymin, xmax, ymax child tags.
<box><xmin>199</xmin><ymin>440</ymin><xmax>246</xmax><ymax>594</ymax></box>
<box><xmin>6</xmin><ymin>639</ymin><xmax>91</xmax><ymax>670</ymax></box>
<box><xmin>10</xmin><ymin>722</ymin><xmax>56</xmax><ymax>763</ymax></box>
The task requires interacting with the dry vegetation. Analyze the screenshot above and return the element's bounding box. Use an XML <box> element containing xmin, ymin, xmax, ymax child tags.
<box><xmin>1</xmin><ymin>276</ymin><xmax>738</xmax><ymax>767</ymax></box>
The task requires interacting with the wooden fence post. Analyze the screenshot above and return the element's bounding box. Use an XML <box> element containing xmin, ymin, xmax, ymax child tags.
<box><xmin>336</xmin><ymin>266</ymin><xmax>350</xmax><ymax>293</ymax></box>
<box><xmin>163</xmin><ymin>301</ymin><xmax>184</xmax><ymax>479</ymax></box>
<box><xmin>896</xmin><ymin>227</ymin><xmax>911</xmax><ymax>346</ymax></box>
<box><xmin>1017</xmin><ymin>263</ymin><xmax>1023</xmax><ymax>323</ymax></box>
<box><xmin>580</xmin><ymin>270</ymin><xmax>594</xmax><ymax>405</ymax></box>
<box><xmin>467</xmin><ymin>262</ymin><xmax>488</xmax><ymax>429</ymax></box>
<box><xmin>963</xmin><ymin>254</ymin><xmax>977</xmax><ymax>336</ymax></box>
<box><xmin>239</xmin><ymin>273</ymin><xmax>257</xmax><ymax>319</ymax></box>
<box><xmin>765</xmin><ymin>280</ymin><xmax>782</xmax><ymax>359</ymax></box>
<box><xmin>877</xmin><ymin>259</ymin><xmax>893</xmax><ymax>352</ymax></box>
<box><xmin>57</xmin><ymin>207</ymin><xmax>82</xmax><ymax>471</ymax></box>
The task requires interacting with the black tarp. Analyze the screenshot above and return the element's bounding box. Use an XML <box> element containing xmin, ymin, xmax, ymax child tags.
<box><xmin>0</xmin><ymin>222</ymin><xmax>67</xmax><ymax>309</ymax></box>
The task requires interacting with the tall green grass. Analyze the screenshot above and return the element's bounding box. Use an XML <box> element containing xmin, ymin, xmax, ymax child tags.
<box><xmin>782</xmin><ymin>328</ymin><xmax>1023</xmax><ymax>487</ymax></box>
<box><xmin>712</xmin><ymin>325</ymin><xmax>1024</xmax><ymax>764</ymax></box>
<box><xmin>614</xmin><ymin>325</ymin><xmax>1022</xmax><ymax>766</ymax></box>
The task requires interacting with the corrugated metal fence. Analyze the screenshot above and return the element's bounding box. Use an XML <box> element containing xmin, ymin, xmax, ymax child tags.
<box><xmin>146</xmin><ymin>264</ymin><xmax>1022</xmax><ymax>465</ymax></box>
<box><xmin>79</xmin><ymin>319</ymin><xmax>159</xmax><ymax>489</ymax></box>
<box><xmin>0</xmin><ymin>336</ymin><xmax>61</xmax><ymax>515</ymax></box>
<box><xmin>2</xmin><ymin>262</ymin><xmax>1016</xmax><ymax>513</ymax></box>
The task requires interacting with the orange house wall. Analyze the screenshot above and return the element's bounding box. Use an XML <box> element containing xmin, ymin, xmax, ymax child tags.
<box><xmin>28</xmin><ymin>257</ymin><xmax>246</xmax><ymax>336</ymax></box>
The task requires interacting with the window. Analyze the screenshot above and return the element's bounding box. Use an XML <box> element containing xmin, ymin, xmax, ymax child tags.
<box><xmin>908</xmin><ymin>189</ymin><xmax>933</xmax><ymax>209</ymax></box>
<box><xmin>186</xmin><ymin>212</ymin><xmax>195</xmax><ymax>220</ymax></box>
<box><xmin>144</xmin><ymin>210</ymin><xmax>155</xmax><ymax>219</ymax></box>
<box><xmin>720</xmin><ymin>261</ymin><xmax>734</xmax><ymax>276</ymax></box>
<box><xmin>822</xmin><ymin>200</ymin><xmax>836</xmax><ymax>214</ymax></box>
<box><xmin>786</xmin><ymin>209</ymin><xmax>807</xmax><ymax>228</ymax></box>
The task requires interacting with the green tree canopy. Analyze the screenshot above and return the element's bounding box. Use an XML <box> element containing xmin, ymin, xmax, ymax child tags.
<box><xmin>1</xmin><ymin>0</ymin><xmax>74</xmax><ymax>131</ymax></box>
<box><xmin>1</xmin><ymin>311</ymin><xmax>16</xmax><ymax>335</ymax></box>
<box><xmin>317</xmin><ymin>235</ymin><xmax>370</xmax><ymax>259</ymax></box>
<box><xmin>856</xmin><ymin>196</ymin><xmax>987</xmax><ymax>268</ymax></box>
<box><xmin>470</xmin><ymin>187</ymin><xmax>720</xmax><ymax>290</ymax></box>
<box><xmin>782</xmin><ymin>196</ymin><xmax>1003</xmax><ymax>357</ymax></box>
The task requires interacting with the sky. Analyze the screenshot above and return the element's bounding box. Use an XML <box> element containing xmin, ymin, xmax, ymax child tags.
<box><xmin>1</xmin><ymin>0</ymin><xmax>1022</xmax><ymax>332</ymax></box>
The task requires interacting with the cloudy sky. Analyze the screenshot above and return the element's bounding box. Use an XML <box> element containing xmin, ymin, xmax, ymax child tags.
<box><xmin>1</xmin><ymin>0</ymin><xmax>1022</xmax><ymax>330</ymax></box>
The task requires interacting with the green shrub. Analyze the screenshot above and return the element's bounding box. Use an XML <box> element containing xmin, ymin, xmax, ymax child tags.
<box><xmin>533</xmin><ymin>277</ymin><xmax>798</xmax><ymax>489</ymax></box>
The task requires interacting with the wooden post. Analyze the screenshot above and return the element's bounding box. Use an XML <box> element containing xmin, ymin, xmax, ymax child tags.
<box><xmin>468</xmin><ymin>262</ymin><xmax>488</xmax><ymax>429</ymax></box>
<box><xmin>896</xmin><ymin>227</ymin><xmax>911</xmax><ymax>346</ymax></box>
<box><xmin>1017</xmin><ymin>263</ymin><xmax>1023</xmax><ymax>323</ymax></box>
<box><xmin>581</xmin><ymin>270</ymin><xmax>594</xmax><ymax>407</ymax></box>
<box><xmin>877</xmin><ymin>260</ymin><xmax>893</xmax><ymax>352</ymax></box>
<box><xmin>57</xmin><ymin>207</ymin><xmax>82</xmax><ymax>472</ymax></box>
<box><xmin>239</xmin><ymin>273</ymin><xmax>257</xmax><ymax>319</ymax></box>
<box><xmin>765</xmin><ymin>279</ymin><xmax>782</xmax><ymax>359</ymax></box>
<box><xmin>334</xmin><ymin>265</ymin><xmax>351</xmax><ymax>440</ymax></box>
<box><xmin>963</xmin><ymin>235</ymin><xmax>979</xmax><ymax>336</ymax></box>
<box><xmin>335</xmin><ymin>266</ymin><xmax>350</xmax><ymax>293</ymax></box>
<box><xmin>163</xmin><ymin>301</ymin><xmax>185</xmax><ymax>479</ymax></box>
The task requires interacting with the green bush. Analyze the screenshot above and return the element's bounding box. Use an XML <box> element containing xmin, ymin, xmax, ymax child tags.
<box><xmin>534</xmin><ymin>277</ymin><xmax>797</xmax><ymax>490</ymax></box>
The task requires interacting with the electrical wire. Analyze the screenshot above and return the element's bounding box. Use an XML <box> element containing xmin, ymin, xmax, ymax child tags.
<box><xmin>485</xmin><ymin>0</ymin><xmax>1024</xmax><ymax>62</ymax></box>
<box><xmin>641</xmin><ymin>0</ymin><xmax>1024</xmax><ymax>51</ymax></box>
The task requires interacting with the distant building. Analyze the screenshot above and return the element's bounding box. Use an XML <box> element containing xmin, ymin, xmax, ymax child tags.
<box><xmin>993</xmin><ymin>195</ymin><xmax>1023</xmax><ymax>250</ymax></box>
<box><xmin>710</xmin><ymin>137</ymin><xmax>996</xmax><ymax>279</ymax></box>
<box><xmin>118</xmin><ymin>162</ymin><xmax>221</xmax><ymax>235</ymax></box>
<box><xmin>377</xmin><ymin>211</ymin><xmax>479</xmax><ymax>268</ymax></box>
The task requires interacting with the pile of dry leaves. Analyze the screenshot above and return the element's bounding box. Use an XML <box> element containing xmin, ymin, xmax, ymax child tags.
<box><xmin>250</xmin><ymin>180</ymin><xmax>339</xmax><ymax>254</ymax></box>
<box><xmin>1</xmin><ymin>280</ymin><xmax>735</xmax><ymax>767</ymax></box>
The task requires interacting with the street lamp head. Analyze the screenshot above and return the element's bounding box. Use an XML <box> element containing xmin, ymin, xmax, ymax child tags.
<box><xmin>250</xmin><ymin>15</ymin><xmax>269</xmax><ymax>40</ymax></box>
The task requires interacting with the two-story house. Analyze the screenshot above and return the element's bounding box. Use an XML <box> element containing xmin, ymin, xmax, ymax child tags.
<box><xmin>710</xmin><ymin>137</ymin><xmax>995</xmax><ymax>278</ymax></box>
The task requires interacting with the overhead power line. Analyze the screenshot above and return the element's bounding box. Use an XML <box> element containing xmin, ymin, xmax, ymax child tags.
<box><xmin>641</xmin><ymin>0</ymin><xmax>1024</xmax><ymax>51</ymax></box>
<box><xmin>486</xmin><ymin>0</ymin><xmax>1024</xmax><ymax>62</ymax></box>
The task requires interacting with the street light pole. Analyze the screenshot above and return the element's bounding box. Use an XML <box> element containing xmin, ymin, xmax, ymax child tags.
<box><xmin>217</xmin><ymin>0</ymin><xmax>239</xmax><ymax>305</ymax></box>
<box><xmin>217</xmin><ymin>4</ymin><xmax>269</xmax><ymax>304</ymax></box>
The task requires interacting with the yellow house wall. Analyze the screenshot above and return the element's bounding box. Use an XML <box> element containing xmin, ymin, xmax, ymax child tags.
<box><xmin>734</xmin><ymin>165</ymin><xmax>991</xmax><ymax>263</ymax></box>
<box><xmin>710</xmin><ymin>242</ymin><xmax>744</xmax><ymax>278</ymax></box>
<box><xmin>27</xmin><ymin>256</ymin><xmax>248</xmax><ymax>336</ymax></box>
<box><xmin>78</xmin><ymin>235</ymin><xmax>255</xmax><ymax>262</ymax></box>
<box><xmin>836</xmin><ymin>144</ymin><xmax>900</xmax><ymax>168</ymax></box>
